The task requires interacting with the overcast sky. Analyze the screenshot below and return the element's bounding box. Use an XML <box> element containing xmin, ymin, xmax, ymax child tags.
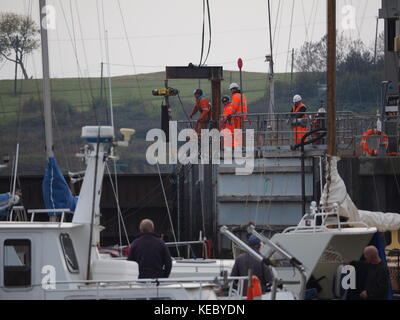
<box><xmin>0</xmin><ymin>0</ymin><xmax>384</xmax><ymax>80</ymax></box>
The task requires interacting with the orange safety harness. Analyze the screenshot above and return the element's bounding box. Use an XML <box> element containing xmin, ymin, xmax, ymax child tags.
<box><xmin>360</xmin><ymin>129</ymin><xmax>389</xmax><ymax>156</ymax></box>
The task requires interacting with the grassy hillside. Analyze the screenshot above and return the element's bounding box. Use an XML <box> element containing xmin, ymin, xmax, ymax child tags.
<box><xmin>0</xmin><ymin>70</ymin><xmax>382</xmax><ymax>176</ymax></box>
<box><xmin>0</xmin><ymin>70</ymin><xmax>275</xmax><ymax>115</ymax></box>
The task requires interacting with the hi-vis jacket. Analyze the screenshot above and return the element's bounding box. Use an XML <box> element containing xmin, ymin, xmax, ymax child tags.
<box><xmin>192</xmin><ymin>96</ymin><xmax>211</xmax><ymax>121</ymax></box>
<box><xmin>231</xmin><ymin>92</ymin><xmax>247</xmax><ymax>128</ymax></box>
<box><xmin>291</xmin><ymin>103</ymin><xmax>307</xmax><ymax>118</ymax></box>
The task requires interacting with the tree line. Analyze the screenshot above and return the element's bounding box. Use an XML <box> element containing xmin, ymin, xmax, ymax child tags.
<box><xmin>0</xmin><ymin>12</ymin><xmax>385</xmax><ymax>115</ymax></box>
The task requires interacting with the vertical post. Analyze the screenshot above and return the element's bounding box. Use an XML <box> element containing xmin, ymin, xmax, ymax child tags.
<box><xmin>327</xmin><ymin>0</ymin><xmax>336</xmax><ymax>156</ymax></box>
<box><xmin>177</xmin><ymin>171</ymin><xmax>180</xmax><ymax>242</ymax></box>
<box><xmin>14</xmin><ymin>53</ymin><xmax>18</xmax><ymax>95</ymax></box>
<box><xmin>11</xmin><ymin>143</ymin><xmax>19</xmax><ymax>198</ymax></box>
<box><xmin>269</xmin><ymin>58</ymin><xmax>275</xmax><ymax>115</ymax></box>
<box><xmin>100</xmin><ymin>62</ymin><xmax>104</xmax><ymax>100</ymax></box>
<box><xmin>238</xmin><ymin>58</ymin><xmax>244</xmax><ymax>129</ymax></box>
<box><xmin>14</xmin><ymin>37</ymin><xmax>19</xmax><ymax>96</ymax></box>
<box><xmin>290</xmin><ymin>48</ymin><xmax>295</xmax><ymax>93</ymax></box>
<box><xmin>374</xmin><ymin>17</ymin><xmax>379</xmax><ymax>65</ymax></box>
<box><xmin>267</xmin><ymin>0</ymin><xmax>274</xmax><ymax>116</ymax></box>
<box><xmin>162</xmin><ymin>80</ymin><xmax>171</xmax><ymax>142</ymax></box>
<box><xmin>211</xmin><ymin>79</ymin><xmax>221</xmax><ymax>123</ymax></box>
<box><xmin>105</xmin><ymin>30</ymin><xmax>114</xmax><ymax>130</ymax></box>
<box><xmin>301</xmin><ymin>141</ymin><xmax>306</xmax><ymax>216</ymax></box>
<box><xmin>379</xmin><ymin>81</ymin><xmax>390</xmax><ymax>155</ymax></box>
<box><xmin>39</xmin><ymin>0</ymin><xmax>54</xmax><ymax>158</ymax></box>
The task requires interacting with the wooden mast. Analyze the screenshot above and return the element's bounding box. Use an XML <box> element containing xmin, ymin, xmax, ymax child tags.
<box><xmin>327</xmin><ymin>0</ymin><xmax>336</xmax><ymax>156</ymax></box>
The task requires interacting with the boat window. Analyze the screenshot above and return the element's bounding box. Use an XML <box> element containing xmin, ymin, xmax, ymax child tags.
<box><xmin>4</xmin><ymin>239</ymin><xmax>31</xmax><ymax>287</ymax></box>
<box><xmin>60</xmin><ymin>233</ymin><xmax>79</xmax><ymax>273</ymax></box>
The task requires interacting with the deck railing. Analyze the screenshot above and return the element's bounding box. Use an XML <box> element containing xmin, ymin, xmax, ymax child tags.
<box><xmin>177</xmin><ymin>112</ymin><xmax>400</xmax><ymax>156</ymax></box>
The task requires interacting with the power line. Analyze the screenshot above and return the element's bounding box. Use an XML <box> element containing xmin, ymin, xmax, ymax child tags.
<box><xmin>285</xmin><ymin>0</ymin><xmax>295</xmax><ymax>73</ymax></box>
<box><xmin>116</xmin><ymin>0</ymin><xmax>145</xmax><ymax>107</ymax></box>
<box><xmin>199</xmin><ymin>0</ymin><xmax>212</xmax><ymax>66</ymax></box>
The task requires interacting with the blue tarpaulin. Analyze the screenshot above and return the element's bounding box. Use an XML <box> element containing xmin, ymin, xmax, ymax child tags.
<box><xmin>0</xmin><ymin>193</ymin><xmax>13</xmax><ymax>216</ymax></box>
<box><xmin>42</xmin><ymin>157</ymin><xmax>78</xmax><ymax>215</ymax></box>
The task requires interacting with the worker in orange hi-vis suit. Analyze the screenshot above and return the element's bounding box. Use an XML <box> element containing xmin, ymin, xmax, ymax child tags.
<box><xmin>229</xmin><ymin>82</ymin><xmax>248</xmax><ymax>128</ymax></box>
<box><xmin>290</xmin><ymin>94</ymin><xmax>308</xmax><ymax>144</ymax></box>
<box><xmin>220</xmin><ymin>96</ymin><xmax>236</xmax><ymax>149</ymax></box>
<box><xmin>190</xmin><ymin>89</ymin><xmax>211</xmax><ymax>135</ymax></box>
<box><xmin>229</xmin><ymin>83</ymin><xmax>247</xmax><ymax>148</ymax></box>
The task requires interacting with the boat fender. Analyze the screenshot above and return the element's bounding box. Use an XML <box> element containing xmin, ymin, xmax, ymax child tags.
<box><xmin>246</xmin><ymin>276</ymin><xmax>262</xmax><ymax>300</ymax></box>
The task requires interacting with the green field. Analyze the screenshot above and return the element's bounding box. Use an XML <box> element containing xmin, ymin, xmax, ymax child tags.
<box><xmin>0</xmin><ymin>70</ymin><xmax>381</xmax><ymax>176</ymax></box>
<box><xmin>0</xmin><ymin>70</ymin><xmax>278</xmax><ymax>117</ymax></box>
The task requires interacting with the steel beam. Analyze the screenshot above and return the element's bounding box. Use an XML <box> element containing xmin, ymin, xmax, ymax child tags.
<box><xmin>165</xmin><ymin>66</ymin><xmax>223</xmax><ymax>121</ymax></box>
<box><xmin>166</xmin><ymin>66</ymin><xmax>223</xmax><ymax>80</ymax></box>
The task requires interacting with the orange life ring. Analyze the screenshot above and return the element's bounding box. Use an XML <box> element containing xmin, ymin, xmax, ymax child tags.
<box><xmin>360</xmin><ymin>129</ymin><xmax>389</xmax><ymax>156</ymax></box>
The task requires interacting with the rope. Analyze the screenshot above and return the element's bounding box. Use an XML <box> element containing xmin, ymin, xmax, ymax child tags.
<box><xmin>199</xmin><ymin>0</ymin><xmax>206</xmax><ymax>66</ymax></box>
<box><xmin>199</xmin><ymin>0</ymin><xmax>212</xmax><ymax>66</ymax></box>
<box><xmin>285</xmin><ymin>0</ymin><xmax>295</xmax><ymax>73</ymax></box>
<box><xmin>156</xmin><ymin>162</ymin><xmax>180</xmax><ymax>256</ymax></box>
<box><xmin>202</xmin><ymin>0</ymin><xmax>212</xmax><ymax>66</ymax></box>
<box><xmin>310</xmin><ymin>0</ymin><xmax>320</xmax><ymax>42</ymax></box>
<box><xmin>372</xmin><ymin>172</ymin><xmax>382</xmax><ymax>212</ymax></box>
<box><xmin>95</xmin><ymin>0</ymin><xmax>104</xmax><ymax>64</ymax></box>
<box><xmin>389</xmin><ymin>157</ymin><xmax>400</xmax><ymax>197</ymax></box>
<box><xmin>116</xmin><ymin>0</ymin><xmax>145</xmax><ymax>106</ymax></box>
<box><xmin>113</xmin><ymin>158</ymin><xmax>122</xmax><ymax>251</ymax></box>
<box><xmin>58</xmin><ymin>0</ymin><xmax>89</xmax><ymax>113</ymax></box>
<box><xmin>199</xmin><ymin>166</ymin><xmax>206</xmax><ymax>242</ymax></box>
<box><xmin>301</xmin><ymin>0</ymin><xmax>310</xmax><ymax>43</ymax></box>
<box><xmin>177</xmin><ymin>93</ymin><xmax>194</xmax><ymax>129</ymax></box>
<box><xmin>105</xmin><ymin>162</ymin><xmax>130</xmax><ymax>247</ymax></box>
<box><xmin>272</xmin><ymin>0</ymin><xmax>281</xmax><ymax>51</ymax></box>
<box><xmin>74</xmin><ymin>0</ymin><xmax>97</xmax><ymax>104</ymax></box>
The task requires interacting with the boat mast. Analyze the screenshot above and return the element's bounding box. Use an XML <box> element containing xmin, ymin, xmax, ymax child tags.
<box><xmin>266</xmin><ymin>0</ymin><xmax>275</xmax><ymax>117</ymax></box>
<box><xmin>327</xmin><ymin>0</ymin><xmax>336</xmax><ymax>156</ymax></box>
<box><xmin>39</xmin><ymin>0</ymin><xmax>54</xmax><ymax>159</ymax></box>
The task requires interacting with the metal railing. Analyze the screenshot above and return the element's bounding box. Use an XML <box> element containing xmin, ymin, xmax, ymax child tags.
<box><xmin>22</xmin><ymin>276</ymin><xmax>248</xmax><ymax>300</ymax></box>
<box><xmin>27</xmin><ymin>208</ymin><xmax>73</xmax><ymax>225</ymax></box>
<box><xmin>220</xmin><ymin>225</ymin><xmax>304</xmax><ymax>300</ymax></box>
<box><xmin>166</xmin><ymin>240</ymin><xmax>209</xmax><ymax>259</ymax></box>
<box><xmin>177</xmin><ymin>112</ymin><xmax>400</xmax><ymax>156</ymax></box>
<box><xmin>283</xmin><ymin>203</ymin><xmax>371</xmax><ymax>234</ymax></box>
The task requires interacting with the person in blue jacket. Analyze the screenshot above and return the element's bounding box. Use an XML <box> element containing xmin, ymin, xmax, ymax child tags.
<box><xmin>127</xmin><ymin>219</ymin><xmax>172</xmax><ymax>279</ymax></box>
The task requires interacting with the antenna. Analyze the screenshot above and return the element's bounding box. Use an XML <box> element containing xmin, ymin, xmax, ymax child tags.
<box><xmin>11</xmin><ymin>144</ymin><xmax>19</xmax><ymax>199</ymax></box>
<box><xmin>105</xmin><ymin>30</ymin><xmax>114</xmax><ymax>131</ymax></box>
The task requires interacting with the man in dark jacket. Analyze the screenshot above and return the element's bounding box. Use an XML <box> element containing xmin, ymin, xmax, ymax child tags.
<box><xmin>231</xmin><ymin>235</ymin><xmax>272</xmax><ymax>295</ymax></box>
<box><xmin>360</xmin><ymin>245</ymin><xmax>390</xmax><ymax>300</ymax></box>
<box><xmin>127</xmin><ymin>219</ymin><xmax>172</xmax><ymax>279</ymax></box>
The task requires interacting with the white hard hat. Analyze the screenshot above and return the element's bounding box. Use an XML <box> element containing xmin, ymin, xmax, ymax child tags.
<box><xmin>293</xmin><ymin>94</ymin><xmax>302</xmax><ymax>103</ymax></box>
<box><xmin>229</xmin><ymin>83</ymin><xmax>239</xmax><ymax>90</ymax></box>
<box><xmin>318</xmin><ymin>107</ymin><xmax>326</xmax><ymax>113</ymax></box>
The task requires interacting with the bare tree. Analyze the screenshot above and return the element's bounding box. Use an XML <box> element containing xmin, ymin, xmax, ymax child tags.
<box><xmin>0</xmin><ymin>12</ymin><xmax>39</xmax><ymax>92</ymax></box>
<box><xmin>294</xmin><ymin>32</ymin><xmax>369</xmax><ymax>73</ymax></box>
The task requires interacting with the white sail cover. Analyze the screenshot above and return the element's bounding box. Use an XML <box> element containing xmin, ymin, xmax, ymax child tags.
<box><xmin>320</xmin><ymin>156</ymin><xmax>400</xmax><ymax>232</ymax></box>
